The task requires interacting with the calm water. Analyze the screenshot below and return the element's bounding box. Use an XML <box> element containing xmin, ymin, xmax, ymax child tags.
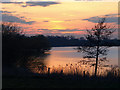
<box><xmin>44</xmin><ymin>47</ymin><xmax>118</xmax><ymax>67</ymax></box>
<box><xmin>27</xmin><ymin>47</ymin><xmax>119</xmax><ymax>76</ymax></box>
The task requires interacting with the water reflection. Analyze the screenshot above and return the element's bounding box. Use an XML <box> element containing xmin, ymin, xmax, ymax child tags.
<box><xmin>15</xmin><ymin>52</ymin><xmax>50</xmax><ymax>74</ymax></box>
<box><xmin>25</xmin><ymin>47</ymin><xmax>119</xmax><ymax>76</ymax></box>
<box><xmin>26</xmin><ymin>53</ymin><xmax>50</xmax><ymax>74</ymax></box>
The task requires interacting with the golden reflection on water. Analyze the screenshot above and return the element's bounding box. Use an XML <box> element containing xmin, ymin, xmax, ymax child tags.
<box><xmin>26</xmin><ymin>56</ymin><xmax>118</xmax><ymax>76</ymax></box>
<box><xmin>26</xmin><ymin>47</ymin><xmax>119</xmax><ymax>76</ymax></box>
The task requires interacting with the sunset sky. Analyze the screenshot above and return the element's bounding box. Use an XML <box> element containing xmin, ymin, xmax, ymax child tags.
<box><xmin>1</xmin><ymin>0</ymin><xmax>119</xmax><ymax>38</ymax></box>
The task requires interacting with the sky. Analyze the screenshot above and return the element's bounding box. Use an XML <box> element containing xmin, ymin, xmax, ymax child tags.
<box><xmin>1</xmin><ymin>0</ymin><xmax>119</xmax><ymax>38</ymax></box>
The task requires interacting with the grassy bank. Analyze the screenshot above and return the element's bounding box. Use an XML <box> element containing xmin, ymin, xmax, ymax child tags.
<box><xmin>2</xmin><ymin>71</ymin><xmax>120</xmax><ymax>88</ymax></box>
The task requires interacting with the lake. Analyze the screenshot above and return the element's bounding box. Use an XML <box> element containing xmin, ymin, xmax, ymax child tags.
<box><xmin>27</xmin><ymin>46</ymin><xmax>119</xmax><ymax>76</ymax></box>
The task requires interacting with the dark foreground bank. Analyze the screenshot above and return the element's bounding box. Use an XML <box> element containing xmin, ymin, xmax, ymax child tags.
<box><xmin>2</xmin><ymin>70</ymin><xmax>120</xmax><ymax>88</ymax></box>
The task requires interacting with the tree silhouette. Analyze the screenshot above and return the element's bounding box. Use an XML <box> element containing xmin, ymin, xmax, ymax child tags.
<box><xmin>76</xmin><ymin>18</ymin><xmax>116</xmax><ymax>76</ymax></box>
<box><xmin>2</xmin><ymin>22</ymin><xmax>51</xmax><ymax>66</ymax></box>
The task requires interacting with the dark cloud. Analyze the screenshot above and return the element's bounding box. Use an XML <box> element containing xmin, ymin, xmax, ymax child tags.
<box><xmin>2</xmin><ymin>2</ymin><xmax>23</xmax><ymax>4</ymax></box>
<box><xmin>38</xmin><ymin>29</ymin><xmax>49</xmax><ymax>30</ymax></box>
<box><xmin>37</xmin><ymin>28</ymin><xmax>84</xmax><ymax>32</ymax></box>
<box><xmin>36</xmin><ymin>28</ymin><xmax>86</xmax><ymax>38</ymax></box>
<box><xmin>2</xmin><ymin>14</ymin><xmax>35</xmax><ymax>25</ymax></box>
<box><xmin>83</xmin><ymin>14</ymin><xmax>118</xmax><ymax>24</ymax></box>
<box><xmin>105</xmin><ymin>14</ymin><xmax>118</xmax><ymax>16</ymax></box>
<box><xmin>43</xmin><ymin>20</ymin><xmax>49</xmax><ymax>22</ymax></box>
<box><xmin>2</xmin><ymin>1</ymin><xmax>60</xmax><ymax>7</ymax></box>
<box><xmin>0</xmin><ymin>10</ymin><xmax>11</xmax><ymax>13</ymax></box>
<box><xmin>0</xmin><ymin>10</ymin><xmax>16</xmax><ymax>14</ymax></box>
<box><xmin>25</xmin><ymin>2</ymin><xmax>60</xmax><ymax>7</ymax></box>
<box><xmin>21</xmin><ymin>5</ymin><xmax>27</xmax><ymax>7</ymax></box>
<box><xmin>58</xmin><ymin>29</ymin><xmax>84</xmax><ymax>32</ymax></box>
<box><xmin>20</xmin><ymin>16</ymin><xmax>25</xmax><ymax>18</ymax></box>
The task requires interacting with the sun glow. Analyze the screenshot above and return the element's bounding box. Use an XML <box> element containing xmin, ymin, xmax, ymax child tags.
<box><xmin>2</xmin><ymin>2</ymin><xmax>118</xmax><ymax>36</ymax></box>
<box><xmin>50</xmin><ymin>24</ymin><xmax>66</xmax><ymax>30</ymax></box>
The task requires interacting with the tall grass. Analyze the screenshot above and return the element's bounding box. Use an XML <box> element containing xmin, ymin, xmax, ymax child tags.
<box><xmin>27</xmin><ymin>59</ymin><xmax>120</xmax><ymax>77</ymax></box>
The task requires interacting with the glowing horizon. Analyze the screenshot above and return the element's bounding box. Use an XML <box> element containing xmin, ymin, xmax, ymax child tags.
<box><xmin>1</xmin><ymin>1</ymin><xmax>118</xmax><ymax>37</ymax></box>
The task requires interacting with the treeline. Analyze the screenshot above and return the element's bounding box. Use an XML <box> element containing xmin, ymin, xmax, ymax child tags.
<box><xmin>47</xmin><ymin>36</ymin><xmax>85</xmax><ymax>47</ymax></box>
<box><xmin>2</xmin><ymin>23</ymin><xmax>50</xmax><ymax>65</ymax></box>
<box><xmin>46</xmin><ymin>36</ymin><xmax>120</xmax><ymax>47</ymax></box>
<box><xmin>2</xmin><ymin>23</ymin><xmax>50</xmax><ymax>53</ymax></box>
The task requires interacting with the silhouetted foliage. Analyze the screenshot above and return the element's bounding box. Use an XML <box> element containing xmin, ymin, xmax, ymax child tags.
<box><xmin>2</xmin><ymin>22</ymin><xmax>51</xmax><ymax>66</ymax></box>
<box><xmin>47</xmin><ymin>35</ymin><xmax>86</xmax><ymax>47</ymax></box>
<box><xmin>76</xmin><ymin>18</ymin><xmax>116</xmax><ymax>76</ymax></box>
<box><xmin>46</xmin><ymin>35</ymin><xmax>120</xmax><ymax>47</ymax></box>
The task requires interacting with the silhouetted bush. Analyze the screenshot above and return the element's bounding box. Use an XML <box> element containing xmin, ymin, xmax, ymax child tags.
<box><xmin>2</xmin><ymin>23</ymin><xmax>51</xmax><ymax>66</ymax></box>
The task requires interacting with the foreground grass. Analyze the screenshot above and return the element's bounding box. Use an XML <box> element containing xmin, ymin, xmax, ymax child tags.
<box><xmin>3</xmin><ymin>73</ymin><xmax>120</xmax><ymax>88</ymax></box>
<box><xmin>2</xmin><ymin>65</ymin><xmax>120</xmax><ymax>88</ymax></box>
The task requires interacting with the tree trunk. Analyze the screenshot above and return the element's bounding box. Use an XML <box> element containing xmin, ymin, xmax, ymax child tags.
<box><xmin>95</xmin><ymin>46</ymin><xmax>99</xmax><ymax>77</ymax></box>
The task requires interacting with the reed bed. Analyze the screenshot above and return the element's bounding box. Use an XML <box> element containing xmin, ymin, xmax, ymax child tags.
<box><xmin>28</xmin><ymin>62</ymin><xmax>120</xmax><ymax>78</ymax></box>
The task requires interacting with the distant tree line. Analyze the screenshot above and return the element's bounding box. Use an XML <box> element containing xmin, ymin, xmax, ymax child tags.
<box><xmin>46</xmin><ymin>36</ymin><xmax>120</xmax><ymax>47</ymax></box>
<box><xmin>46</xmin><ymin>35</ymin><xmax>86</xmax><ymax>47</ymax></box>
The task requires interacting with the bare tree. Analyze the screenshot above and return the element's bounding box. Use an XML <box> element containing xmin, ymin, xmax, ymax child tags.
<box><xmin>77</xmin><ymin>18</ymin><xmax>116</xmax><ymax>76</ymax></box>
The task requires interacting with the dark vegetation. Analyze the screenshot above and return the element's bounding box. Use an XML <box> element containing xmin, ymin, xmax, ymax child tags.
<box><xmin>76</xmin><ymin>18</ymin><xmax>118</xmax><ymax>76</ymax></box>
<box><xmin>47</xmin><ymin>36</ymin><xmax>120</xmax><ymax>47</ymax></box>
<box><xmin>2</xmin><ymin>56</ymin><xmax>120</xmax><ymax>88</ymax></box>
<box><xmin>2</xmin><ymin>23</ymin><xmax>50</xmax><ymax>66</ymax></box>
<box><xmin>2</xmin><ymin>22</ymin><xmax>120</xmax><ymax>88</ymax></box>
<box><xmin>2</xmin><ymin>68</ymin><xmax>120</xmax><ymax>88</ymax></box>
